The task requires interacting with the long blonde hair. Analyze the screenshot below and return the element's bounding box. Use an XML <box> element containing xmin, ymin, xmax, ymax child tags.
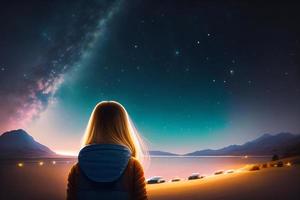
<box><xmin>82</xmin><ymin>101</ymin><xmax>148</xmax><ymax>164</ymax></box>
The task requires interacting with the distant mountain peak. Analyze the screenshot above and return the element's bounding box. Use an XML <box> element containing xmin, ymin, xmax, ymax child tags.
<box><xmin>261</xmin><ymin>133</ymin><xmax>271</xmax><ymax>137</ymax></box>
<box><xmin>149</xmin><ymin>150</ymin><xmax>178</xmax><ymax>156</ymax></box>
<box><xmin>185</xmin><ymin>132</ymin><xmax>300</xmax><ymax>156</ymax></box>
<box><xmin>249</xmin><ymin>133</ymin><xmax>272</xmax><ymax>143</ymax></box>
<box><xmin>0</xmin><ymin>129</ymin><xmax>56</xmax><ymax>158</ymax></box>
<box><xmin>2</xmin><ymin>129</ymin><xmax>32</xmax><ymax>138</ymax></box>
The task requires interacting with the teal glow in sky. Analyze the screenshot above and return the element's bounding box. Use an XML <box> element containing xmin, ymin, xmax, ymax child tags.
<box><xmin>1</xmin><ymin>1</ymin><xmax>300</xmax><ymax>154</ymax></box>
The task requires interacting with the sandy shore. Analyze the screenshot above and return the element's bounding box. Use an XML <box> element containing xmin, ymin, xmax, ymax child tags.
<box><xmin>0</xmin><ymin>157</ymin><xmax>299</xmax><ymax>199</ymax></box>
<box><xmin>147</xmin><ymin>160</ymin><xmax>300</xmax><ymax>200</ymax></box>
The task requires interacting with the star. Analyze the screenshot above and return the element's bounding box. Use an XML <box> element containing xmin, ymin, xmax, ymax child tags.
<box><xmin>229</xmin><ymin>69</ymin><xmax>235</xmax><ymax>75</ymax></box>
<box><xmin>136</xmin><ymin>66</ymin><xmax>140</xmax><ymax>70</ymax></box>
<box><xmin>207</xmin><ymin>33</ymin><xmax>211</xmax><ymax>37</ymax></box>
<box><xmin>196</xmin><ymin>40</ymin><xmax>200</xmax><ymax>44</ymax></box>
<box><xmin>212</xmin><ymin>79</ymin><xmax>216</xmax><ymax>83</ymax></box>
<box><xmin>175</xmin><ymin>50</ymin><xmax>180</xmax><ymax>55</ymax></box>
<box><xmin>1</xmin><ymin>67</ymin><xmax>5</xmax><ymax>71</ymax></box>
<box><xmin>134</xmin><ymin>44</ymin><xmax>138</xmax><ymax>48</ymax></box>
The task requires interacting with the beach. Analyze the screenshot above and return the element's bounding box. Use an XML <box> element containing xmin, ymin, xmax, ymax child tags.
<box><xmin>148</xmin><ymin>160</ymin><xmax>300</xmax><ymax>200</ymax></box>
<box><xmin>0</xmin><ymin>157</ymin><xmax>299</xmax><ymax>200</ymax></box>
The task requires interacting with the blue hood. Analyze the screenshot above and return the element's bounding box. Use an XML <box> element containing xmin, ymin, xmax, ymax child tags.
<box><xmin>78</xmin><ymin>144</ymin><xmax>131</xmax><ymax>183</ymax></box>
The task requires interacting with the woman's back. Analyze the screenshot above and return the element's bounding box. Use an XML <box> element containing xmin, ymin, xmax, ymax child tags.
<box><xmin>67</xmin><ymin>101</ymin><xmax>148</xmax><ymax>199</ymax></box>
<box><xmin>67</xmin><ymin>144</ymin><xmax>147</xmax><ymax>200</ymax></box>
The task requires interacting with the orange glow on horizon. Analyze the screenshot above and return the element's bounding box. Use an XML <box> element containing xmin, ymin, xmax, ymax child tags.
<box><xmin>55</xmin><ymin>150</ymin><xmax>78</xmax><ymax>156</ymax></box>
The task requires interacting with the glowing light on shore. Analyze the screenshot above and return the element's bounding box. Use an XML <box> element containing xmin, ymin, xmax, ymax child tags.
<box><xmin>17</xmin><ymin>163</ymin><xmax>24</xmax><ymax>167</ymax></box>
<box><xmin>39</xmin><ymin>161</ymin><xmax>44</xmax><ymax>166</ymax></box>
<box><xmin>286</xmin><ymin>162</ymin><xmax>292</xmax><ymax>167</ymax></box>
<box><xmin>226</xmin><ymin>169</ymin><xmax>234</xmax><ymax>174</ymax></box>
<box><xmin>55</xmin><ymin>150</ymin><xmax>78</xmax><ymax>156</ymax></box>
<box><xmin>244</xmin><ymin>155</ymin><xmax>248</xmax><ymax>159</ymax></box>
<box><xmin>52</xmin><ymin>161</ymin><xmax>56</xmax><ymax>165</ymax></box>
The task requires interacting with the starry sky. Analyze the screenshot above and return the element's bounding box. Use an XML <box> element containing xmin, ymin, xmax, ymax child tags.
<box><xmin>0</xmin><ymin>1</ymin><xmax>300</xmax><ymax>154</ymax></box>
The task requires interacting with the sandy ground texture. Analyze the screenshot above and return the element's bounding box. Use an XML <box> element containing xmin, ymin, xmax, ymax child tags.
<box><xmin>0</xmin><ymin>157</ymin><xmax>299</xmax><ymax>200</ymax></box>
<box><xmin>148</xmin><ymin>162</ymin><xmax>300</xmax><ymax>200</ymax></box>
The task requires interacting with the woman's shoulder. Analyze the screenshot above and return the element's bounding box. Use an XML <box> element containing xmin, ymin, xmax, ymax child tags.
<box><xmin>129</xmin><ymin>156</ymin><xmax>140</xmax><ymax>165</ymax></box>
<box><xmin>128</xmin><ymin>157</ymin><xmax>144</xmax><ymax>172</ymax></box>
<box><xmin>69</xmin><ymin>162</ymin><xmax>80</xmax><ymax>175</ymax></box>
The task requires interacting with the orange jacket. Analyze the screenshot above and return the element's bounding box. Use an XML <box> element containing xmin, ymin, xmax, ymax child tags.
<box><xmin>67</xmin><ymin>157</ymin><xmax>147</xmax><ymax>200</ymax></box>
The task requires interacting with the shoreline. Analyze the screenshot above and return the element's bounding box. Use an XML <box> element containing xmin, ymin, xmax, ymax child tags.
<box><xmin>147</xmin><ymin>156</ymin><xmax>300</xmax><ymax>200</ymax></box>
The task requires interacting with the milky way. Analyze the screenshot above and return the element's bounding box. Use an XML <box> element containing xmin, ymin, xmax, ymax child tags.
<box><xmin>0</xmin><ymin>0</ymin><xmax>121</xmax><ymax>132</ymax></box>
<box><xmin>1</xmin><ymin>1</ymin><xmax>300</xmax><ymax>153</ymax></box>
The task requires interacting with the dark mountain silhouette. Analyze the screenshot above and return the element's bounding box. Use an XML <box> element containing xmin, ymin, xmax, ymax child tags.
<box><xmin>149</xmin><ymin>150</ymin><xmax>178</xmax><ymax>156</ymax></box>
<box><xmin>0</xmin><ymin>129</ymin><xmax>56</xmax><ymax>158</ymax></box>
<box><xmin>1</xmin><ymin>129</ymin><xmax>299</xmax><ymax>158</ymax></box>
<box><xmin>185</xmin><ymin>132</ymin><xmax>300</xmax><ymax>156</ymax></box>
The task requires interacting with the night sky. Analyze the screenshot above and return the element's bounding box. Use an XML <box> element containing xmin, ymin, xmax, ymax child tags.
<box><xmin>0</xmin><ymin>1</ymin><xmax>300</xmax><ymax>154</ymax></box>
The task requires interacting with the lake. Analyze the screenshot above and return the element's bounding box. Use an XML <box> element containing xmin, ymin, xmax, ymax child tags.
<box><xmin>0</xmin><ymin>156</ymin><xmax>271</xmax><ymax>199</ymax></box>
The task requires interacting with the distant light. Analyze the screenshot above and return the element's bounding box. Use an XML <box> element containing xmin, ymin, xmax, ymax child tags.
<box><xmin>52</xmin><ymin>161</ymin><xmax>56</xmax><ymax>165</ymax></box>
<box><xmin>17</xmin><ymin>163</ymin><xmax>24</xmax><ymax>167</ymax></box>
<box><xmin>286</xmin><ymin>162</ymin><xmax>292</xmax><ymax>167</ymax></box>
<box><xmin>244</xmin><ymin>155</ymin><xmax>248</xmax><ymax>159</ymax></box>
<box><xmin>39</xmin><ymin>161</ymin><xmax>44</xmax><ymax>166</ymax></box>
<box><xmin>226</xmin><ymin>169</ymin><xmax>234</xmax><ymax>174</ymax></box>
<box><xmin>55</xmin><ymin>150</ymin><xmax>78</xmax><ymax>156</ymax></box>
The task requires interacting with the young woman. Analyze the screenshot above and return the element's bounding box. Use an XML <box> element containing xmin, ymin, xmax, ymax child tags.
<box><xmin>67</xmin><ymin>101</ymin><xmax>148</xmax><ymax>200</ymax></box>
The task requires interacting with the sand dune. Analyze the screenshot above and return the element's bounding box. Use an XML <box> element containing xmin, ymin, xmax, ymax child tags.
<box><xmin>148</xmin><ymin>162</ymin><xmax>300</xmax><ymax>200</ymax></box>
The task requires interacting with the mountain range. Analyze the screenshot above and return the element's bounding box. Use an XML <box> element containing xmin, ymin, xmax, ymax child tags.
<box><xmin>184</xmin><ymin>132</ymin><xmax>300</xmax><ymax>156</ymax></box>
<box><xmin>0</xmin><ymin>129</ymin><xmax>299</xmax><ymax>158</ymax></box>
<box><xmin>148</xmin><ymin>150</ymin><xmax>178</xmax><ymax>156</ymax></box>
<box><xmin>0</xmin><ymin>129</ymin><xmax>56</xmax><ymax>158</ymax></box>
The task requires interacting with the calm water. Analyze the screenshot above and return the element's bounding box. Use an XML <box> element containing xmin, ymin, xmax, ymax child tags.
<box><xmin>0</xmin><ymin>156</ymin><xmax>271</xmax><ymax>199</ymax></box>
